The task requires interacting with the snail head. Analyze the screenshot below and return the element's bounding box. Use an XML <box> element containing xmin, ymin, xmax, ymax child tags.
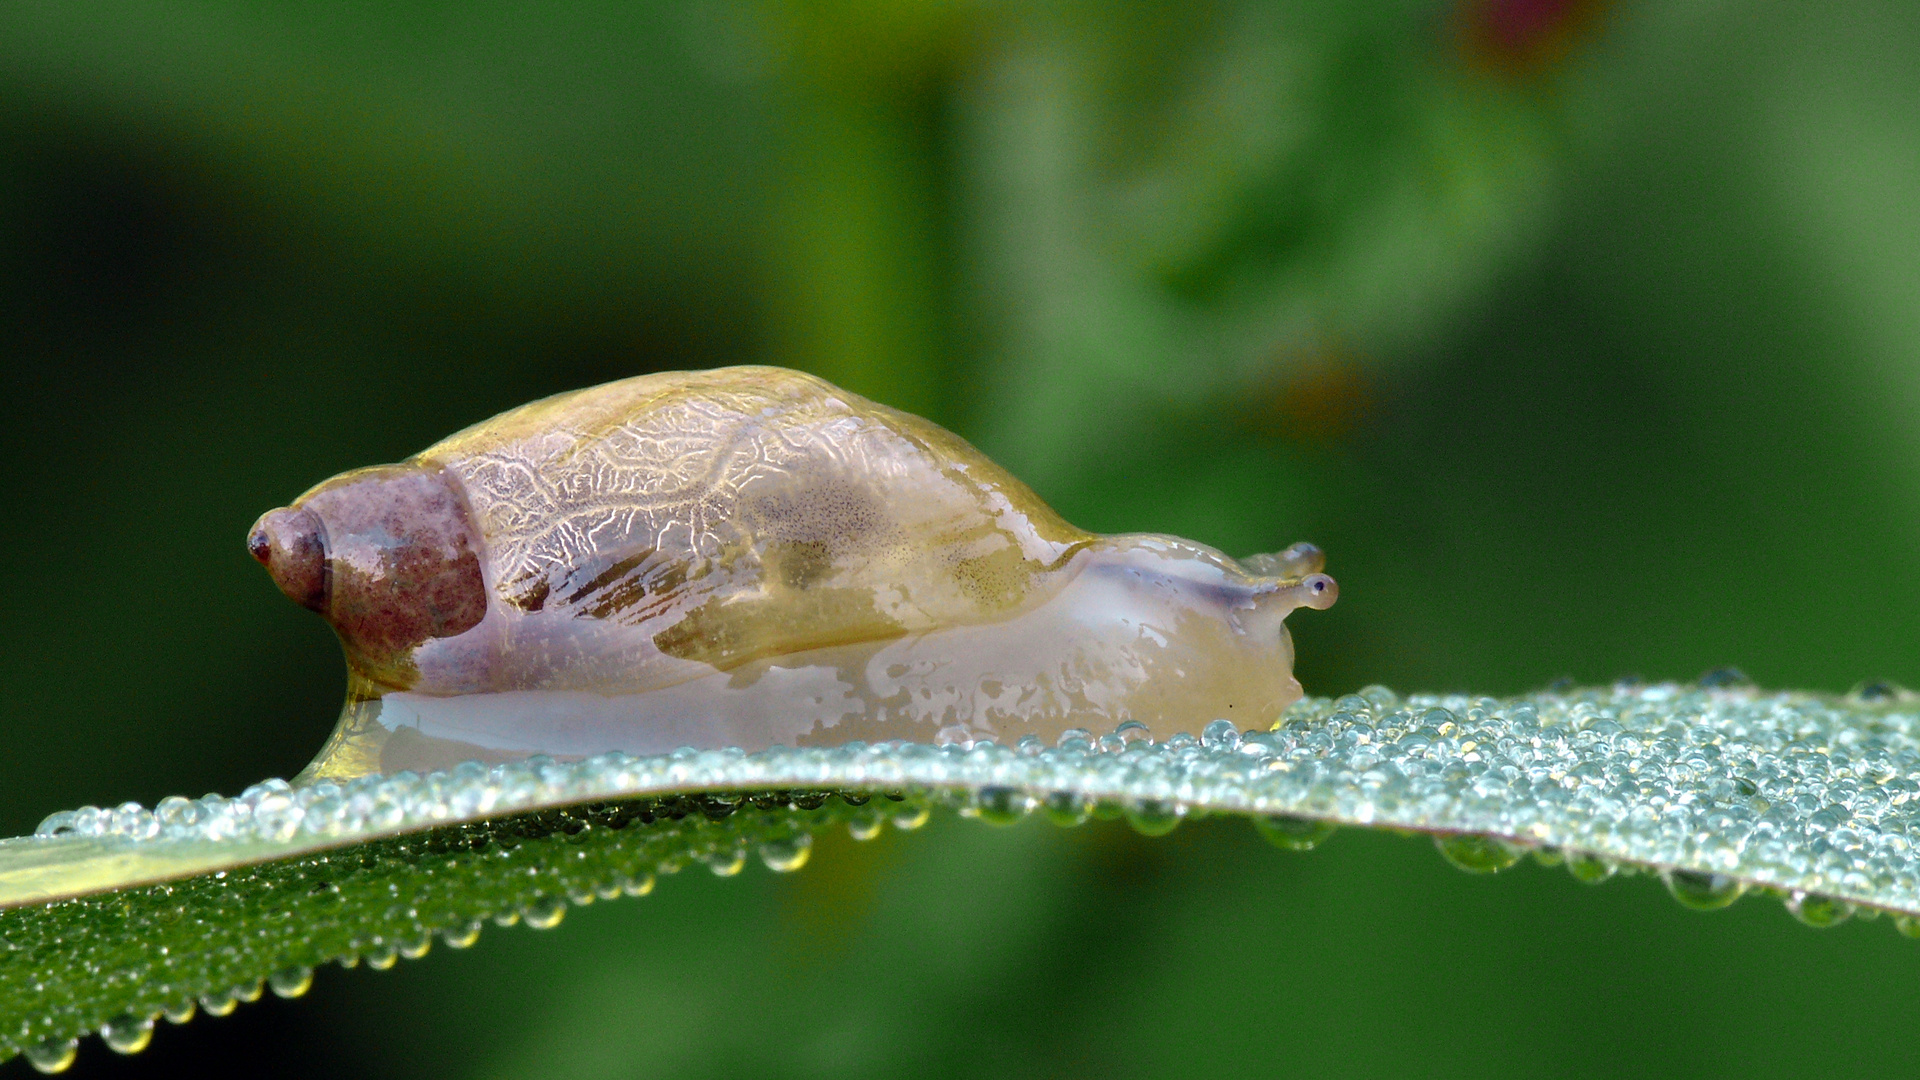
<box><xmin>250</xmin><ymin>463</ymin><xmax>488</xmax><ymax>689</ymax></box>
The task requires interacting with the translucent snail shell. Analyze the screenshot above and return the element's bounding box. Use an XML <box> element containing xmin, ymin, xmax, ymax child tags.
<box><xmin>249</xmin><ymin>366</ymin><xmax>1336</xmax><ymax>781</ymax></box>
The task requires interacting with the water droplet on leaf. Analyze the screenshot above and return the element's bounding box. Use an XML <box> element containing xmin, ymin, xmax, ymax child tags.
<box><xmin>23</xmin><ymin>1038</ymin><xmax>77</xmax><ymax>1074</ymax></box>
<box><xmin>398</xmin><ymin>928</ymin><xmax>433</xmax><ymax>959</ymax></box>
<box><xmin>1201</xmin><ymin>719</ymin><xmax>1242</xmax><ymax>750</ymax></box>
<box><xmin>1849</xmin><ymin>680</ymin><xmax>1913</xmax><ymax>703</ymax></box>
<box><xmin>1787</xmin><ymin>891</ymin><xmax>1854</xmax><ymax>927</ymax></box>
<box><xmin>847</xmin><ymin>813</ymin><xmax>884</xmax><ymax>841</ymax></box>
<box><xmin>268</xmin><ymin>966</ymin><xmax>313</xmax><ymax>999</ymax></box>
<box><xmin>1664</xmin><ymin>869</ymin><xmax>1745</xmax><ymax>910</ymax></box>
<box><xmin>1434</xmin><ymin>834</ymin><xmax>1523</xmax><ymax>873</ymax></box>
<box><xmin>1253</xmin><ymin>814</ymin><xmax>1337</xmax><ymax>851</ymax></box>
<box><xmin>441</xmin><ymin>921</ymin><xmax>483</xmax><ymax>949</ymax></box>
<box><xmin>1044</xmin><ymin>791</ymin><xmax>1091</xmax><ymax>827</ymax></box>
<box><xmin>971</xmin><ymin>787</ymin><xmax>1032</xmax><ymax>825</ymax></box>
<box><xmin>1564</xmin><ymin>851</ymin><xmax>1618</xmax><ymax>884</ymax></box>
<box><xmin>758</xmin><ymin>834</ymin><xmax>813</xmax><ymax>873</ymax></box>
<box><xmin>522</xmin><ymin>897</ymin><xmax>567</xmax><ymax>929</ymax></box>
<box><xmin>1125</xmin><ymin>800</ymin><xmax>1181</xmax><ymax>836</ymax></box>
<box><xmin>99</xmin><ymin>1014</ymin><xmax>154</xmax><ymax>1055</ymax></box>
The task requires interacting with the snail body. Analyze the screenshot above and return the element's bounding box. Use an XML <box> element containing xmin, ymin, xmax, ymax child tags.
<box><xmin>250</xmin><ymin>366</ymin><xmax>1335</xmax><ymax>781</ymax></box>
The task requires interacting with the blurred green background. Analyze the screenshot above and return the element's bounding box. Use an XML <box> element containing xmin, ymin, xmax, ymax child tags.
<box><xmin>3</xmin><ymin>0</ymin><xmax>1918</xmax><ymax>1076</ymax></box>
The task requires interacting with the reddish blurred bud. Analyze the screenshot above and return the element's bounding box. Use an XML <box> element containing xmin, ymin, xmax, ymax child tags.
<box><xmin>1249</xmin><ymin>355</ymin><xmax>1377</xmax><ymax>447</ymax></box>
<box><xmin>1458</xmin><ymin>0</ymin><xmax>1606</xmax><ymax>76</ymax></box>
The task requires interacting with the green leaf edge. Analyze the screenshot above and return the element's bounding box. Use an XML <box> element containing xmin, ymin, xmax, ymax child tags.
<box><xmin>4</xmin><ymin>681</ymin><xmax>1919</xmax><ymax>1068</ymax></box>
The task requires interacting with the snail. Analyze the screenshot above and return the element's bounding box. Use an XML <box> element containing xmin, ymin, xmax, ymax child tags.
<box><xmin>249</xmin><ymin>366</ymin><xmax>1336</xmax><ymax>781</ymax></box>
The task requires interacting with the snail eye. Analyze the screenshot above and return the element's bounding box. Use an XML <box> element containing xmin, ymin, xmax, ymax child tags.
<box><xmin>252</xmin><ymin>507</ymin><xmax>329</xmax><ymax>613</ymax></box>
<box><xmin>247</xmin><ymin>527</ymin><xmax>272</xmax><ymax>565</ymax></box>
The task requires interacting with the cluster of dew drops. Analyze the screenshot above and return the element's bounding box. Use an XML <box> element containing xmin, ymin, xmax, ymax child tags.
<box><xmin>17</xmin><ymin>784</ymin><xmax>925</xmax><ymax>1074</ymax></box>
<box><xmin>22</xmin><ymin>676</ymin><xmax>1920</xmax><ymax>1071</ymax></box>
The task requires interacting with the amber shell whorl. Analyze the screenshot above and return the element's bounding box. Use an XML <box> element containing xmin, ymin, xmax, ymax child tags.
<box><xmin>250</xmin><ymin>463</ymin><xmax>486</xmax><ymax>689</ymax></box>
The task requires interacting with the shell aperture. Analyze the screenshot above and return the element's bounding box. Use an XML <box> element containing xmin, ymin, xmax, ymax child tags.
<box><xmin>249</xmin><ymin>366</ymin><xmax>1336</xmax><ymax>782</ymax></box>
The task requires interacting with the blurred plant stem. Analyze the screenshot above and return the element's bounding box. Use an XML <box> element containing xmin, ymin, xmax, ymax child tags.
<box><xmin>763</xmin><ymin>0</ymin><xmax>978</xmax><ymax>423</ymax></box>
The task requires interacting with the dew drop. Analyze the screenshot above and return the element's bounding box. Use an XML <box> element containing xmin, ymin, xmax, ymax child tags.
<box><xmin>758</xmin><ymin>833</ymin><xmax>813</xmax><ymax>873</ymax></box>
<box><xmin>197</xmin><ymin>990</ymin><xmax>238</xmax><ymax>1017</ymax></box>
<box><xmin>34</xmin><ymin>812</ymin><xmax>76</xmax><ymax>839</ymax></box>
<box><xmin>268</xmin><ymin>966</ymin><xmax>314</xmax><ymax>999</ymax></box>
<box><xmin>1564</xmin><ymin>851</ymin><xmax>1619</xmax><ymax>884</ymax></box>
<box><xmin>398</xmin><ymin>928</ymin><xmax>433</xmax><ymax>959</ymax></box>
<box><xmin>1664</xmin><ymin>869</ymin><xmax>1745</xmax><ymax>910</ymax></box>
<box><xmin>99</xmin><ymin>1014</ymin><xmax>155</xmax><ymax>1055</ymax></box>
<box><xmin>491</xmin><ymin>910</ymin><xmax>522</xmax><ymax>928</ymax></box>
<box><xmin>564</xmin><ymin>885</ymin><xmax>597</xmax><ymax>906</ymax></box>
<box><xmin>161</xmin><ymin>999</ymin><xmax>196</xmax><ymax>1025</ymax></box>
<box><xmin>1894</xmin><ymin>915</ymin><xmax>1920</xmax><ymax>938</ymax></box>
<box><xmin>234</xmin><ymin>980</ymin><xmax>264</xmax><ymax>1004</ymax></box>
<box><xmin>1358</xmin><ymin>685</ymin><xmax>1400</xmax><ymax>708</ymax></box>
<box><xmin>891</xmin><ymin>804</ymin><xmax>932</xmax><ymax>831</ymax></box>
<box><xmin>1333</xmin><ymin>695</ymin><xmax>1374</xmax><ymax>717</ymax></box>
<box><xmin>971</xmin><ymin>787</ymin><xmax>1032</xmax><ymax>826</ymax></box>
<box><xmin>1253</xmin><ymin>814</ymin><xmax>1337</xmax><ymax>851</ymax></box>
<box><xmin>154</xmin><ymin>794</ymin><xmax>197</xmax><ymax>828</ymax></box>
<box><xmin>1125</xmin><ymin>800</ymin><xmax>1181</xmax><ymax>837</ymax></box>
<box><xmin>1787</xmin><ymin>891</ymin><xmax>1855</xmax><ymax>928</ymax></box>
<box><xmin>441</xmin><ymin>921</ymin><xmax>483</xmax><ymax>949</ymax></box>
<box><xmin>1850</xmin><ymin>680</ymin><xmax>1913</xmax><ymax>704</ymax></box>
<box><xmin>620</xmin><ymin>873</ymin><xmax>656</xmax><ymax>897</ymax></box>
<box><xmin>23</xmin><ymin>1038</ymin><xmax>77</xmax><ymax>1074</ymax></box>
<box><xmin>847</xmin><ymin>813</ymin><xmax>884</xmax><ymax>842</ymax></box>
<box><xmin>1697</xmin><ymin>667</ymin><xmax>1753</xmax><ymax>688</ymax></box>
<box><xmin>1044</xmin><ymin>791</ymin><xmax>1091</xmax><ymax>828</ymax></box>
<box><xmin>705</xmin><ymin>848</ymin><xmax>747</xmax><ymax>876</ymax></box>
<box><xmin>522</xmin><ymin>897</ymin><xmax>567</xmax><ymax>929</ymax></box>
<box><xmin>1201</xmin><ymin>719</ymin><xmax>1242</xmax><ymax>750</ymax></box>
<box><xmin>364</xmin><ymin>945</ymin><xmax>399</xmax><ymax>969</ymax></box>
<box><xmin>1114</xmin><ymin>720</ymin><xmax>1153</xmax><ymax>746</ymax></box>
<box><xmin>1434</xmin><ymin>834</ymin><xmax>1523</xmax><ymax>873</ymax></box>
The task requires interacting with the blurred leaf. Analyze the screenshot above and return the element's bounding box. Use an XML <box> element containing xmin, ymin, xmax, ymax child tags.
<box><xmin>0</xmin><ymin>0</ymin><xmax>772</xmax><ymax>300</ymax></box>
<box><xmin>957</xmin><ymin>0</ymin><xmax>1569</xmax><ymax>490</ymax></box>
<box><xmin>6</xmin><ymin>682</ymin><xmax>1920</xmax><ymax>1068</ymax></box>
